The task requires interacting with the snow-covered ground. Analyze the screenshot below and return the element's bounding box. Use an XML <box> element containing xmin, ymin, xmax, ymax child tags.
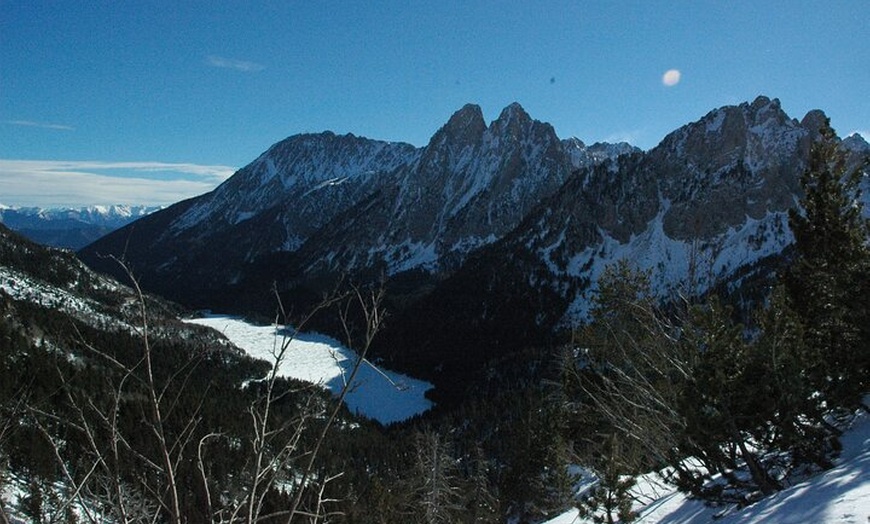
<box><xmin>545</xmin><ymin>411</ymin><xmax>870</xmax><ymax>523</ymax></box>
<box><xmin>187</xmin><ymin>315</ymin><xmax>433</xmax><ymax>424</ymax></box>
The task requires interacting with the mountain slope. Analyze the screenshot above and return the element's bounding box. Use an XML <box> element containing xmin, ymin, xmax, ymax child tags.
<box><xmin>0</xmin><ymin>222</ymin><xmax>417</xmax><ymax>523</ymax></box>
<box><xmin>78</xmin><ymin>133</ymin><xmax>419</xmax><ymax>310</ymax></box>
<box><xmin>517</xmin><ymin>96</ymin><xmax>821</xmax><ymax>320</ymax></box>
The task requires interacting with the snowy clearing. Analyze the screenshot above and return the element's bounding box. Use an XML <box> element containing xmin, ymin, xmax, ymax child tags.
<box><xmin>544</xmin><ymin>410</ymin><xmax>870</xmax><ymax>523</ymax></box>
<box><xmin>187</xmin><ymin>315</ymin><xmax>433</xmax><ymax>424</ymax></box>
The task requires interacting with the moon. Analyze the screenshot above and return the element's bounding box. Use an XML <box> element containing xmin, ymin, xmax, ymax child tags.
<box><xmin>662</xmin><ymin>69</ymin><xmax>681</xmax><ymax>87</ymax></box>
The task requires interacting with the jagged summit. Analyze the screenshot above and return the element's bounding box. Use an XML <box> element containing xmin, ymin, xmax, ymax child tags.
<box><xmin>489</xmin><ymin>102</ymin><xmax>539</xmax><ymax>139</ymax></box>
<box><xmin>427</xmin><ymin>103</ymin><xmax>487</xmax><ymax>151</ymax></box>
<box><xmin>494</xmin><ymin>101</ymin><xmax>530</xmax><ymax>124</ymax></box>
<box><xmin>750</xmin><ymin>94</ymin><xmax>777</xmax><ymax>111</ymax></box>
<box><xmin>429</xmin><ymin>102</ymin><xmax>545</xmax><ymax>149</ymax></box>
<box><xmin>651</xmin><ymin>94</ymin><xmax>808</xmax><ymax>176</ymax></box>
<box><xmin>443</xmin><ymin>103</ymin><xmax>486</xmax><ymax>132</ymax></box>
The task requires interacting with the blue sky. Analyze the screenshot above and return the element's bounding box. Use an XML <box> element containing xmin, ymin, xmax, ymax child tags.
<box><xmin>1</xmin><ymin>1</ymin><xmax>868</xmax><ymax>207</ymax></box>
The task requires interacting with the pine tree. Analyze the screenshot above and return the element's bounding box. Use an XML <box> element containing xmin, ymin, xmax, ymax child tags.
<box><xmin>574</xmin><ymin>261</ymin><xmax>692</xmax><ymax>471</ymax></box>
<box><xmin>576</xmin><ymin>434</ymin><xmax>637</xmax><ymax>524</ymax></box>
<box><xmin>785</xmin><ymin>119</ymin><xmax>870</xmax><ymax>413</ymax></box>
<box><xmin>754</xmin><ymin>287</ymin><xmax>836</xmax><ymax>471</ymax></box>
<box><xmin>572</xmin><ymin>263</ymin><xmax>838</xmax><ymax>504</ymax></box>
<box><xmin>679</xmin><ymin>298</ymin><xmax>783</xmax><ymax>499</ymax></box>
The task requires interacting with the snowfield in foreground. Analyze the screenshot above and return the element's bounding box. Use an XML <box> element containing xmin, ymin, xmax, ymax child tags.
<box><xmin>545</xmin><ymin>410</ymin><xmax>870</xmax><ymax>524</ymax></box>
<box><xmin>187</xmin><ymin>315</ymin><xmax>433</xmax><ymax>424</ymax></box>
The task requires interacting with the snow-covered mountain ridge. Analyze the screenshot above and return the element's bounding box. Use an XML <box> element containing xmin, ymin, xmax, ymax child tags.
<box><xmin>78</xmin><ymin>97</ymin><xmax>870</xmax><ymax>392</ymax></box>
<box><xmin>78</xmin><ymin>102</ymin><xmax>635</xmax><ymax>309</ymax></box>
<box><xmin>169</xmin><ymin>132</ymin><xmax>419</xmax><ymax>250</ymax></box>
<box><xmin>345</xmin><ymin>97</ymin><xmax>868</xmax><ymax>392</ymax></box>
<box><xmin>1</xmin><ymin>203</ymin><xmax>152</xmax><ymax>214</ymax></box>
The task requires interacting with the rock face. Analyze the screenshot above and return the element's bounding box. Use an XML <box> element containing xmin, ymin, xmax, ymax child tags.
<box><xmin>655</xmin><ymin>96</ymin><xmax>808</xmax><ymax>240</ymax></box>
<box><xmin>79</xmin><ymin>97</ymin><xmax>869</xmax><ymax>393</ymax></box>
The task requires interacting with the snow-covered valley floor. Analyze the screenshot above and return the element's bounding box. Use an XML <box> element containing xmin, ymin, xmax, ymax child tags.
<box><xmin>187</xmin><ymin>315</ymin><xmax>433</xmax><ymax>424</ymax></box>
<box><xmin>545</xmin><ymin>409</ymin><xmax>870</xmax><ymax>524</ymax></box>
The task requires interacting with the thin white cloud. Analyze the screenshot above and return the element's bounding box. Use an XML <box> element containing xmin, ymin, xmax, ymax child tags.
<box><xmin>206</xmin><ymin>55</ymin><xmax>265</xmax><ymax>72</ymax></box>
<box><xmin>0</xmin><ymin>159</ymin><xmax>236</xmax><ymax>208</ymax></box>
<box><xmin>4</xmin><ymin>120</ymin><xmax>75</xmax><ymax>131</ymax></box>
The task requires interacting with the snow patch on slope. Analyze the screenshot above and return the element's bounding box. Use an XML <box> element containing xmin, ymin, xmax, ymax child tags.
<box><xmin>560</xmin><ymin>207</ymin><xmax>792</xmax><ymax>323</ymax></box>
<box><xmin>545</xmin><ymin>409</ymin><xmax>870</xmax><ymax>523</ymax></box>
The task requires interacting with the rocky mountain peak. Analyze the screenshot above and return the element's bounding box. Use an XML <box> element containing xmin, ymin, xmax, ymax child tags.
<box><xmin>747</xmin><ymin>95</ymin><xmax>792</xmax><ymax>127</ymax></box>
<box><xmin>388</xmin><ymin>101</ymin><xmax>571</xmax><ymax>271</ymax></box>
<box><xmin>496</xmin><ymin>101</ymin><xmax>530</xmax><ymax>122</ymax></box>
<box><xmin>843</xmin><ymin>132</ymin><xmax>870</xmax><ymax>153</ymax></box>
<box><xmin>634</xmin><ymin>96</ymin><xmax>814</xmax><ymax>242</ymax></box>
<box><xmin>489</xmin><ymin>102</ymin><xmax>533</xmax><ymax>138</ymax></box>
<box><xmin>562</xmin><ymin>138</ymin><xmax>640</xmax><ymax>170</ymax></box>
<box><xmin>429</xmin><ymin>104</ymin><xmax>487</xmax><ymax>150</ymax></box>
<box><xmin>801</xmin><ymin>109</ymin><xmax>830</xmax><ymax>137</ymax></box>
<box><xmin>749</xmin><ymin>94</ymin><xmax>779</xmax><ymax>113</ymax></box>
<box><xmin>841</xmin><ymin>133</ymin><xmax>870</xmax><ymax>177</ymax></box>
<box><xmin>562</xmin><ymin>137</ymin><xmax>586</xmax><ymax>149</ymax></box>
<box><xmin>750</xmin><ymin>94</ymin><xmax>773</xmax><ymax>109</ymax></box>
<box><xmin>655</xmin><ymin>94</ymin><xmax>798</xmax><ymax>164</ymax></box>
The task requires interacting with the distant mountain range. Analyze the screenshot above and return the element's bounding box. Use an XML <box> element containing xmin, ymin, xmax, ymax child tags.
<box><xmin>79</xmin><ymin>96</ymin><xmax>870</xmax><ymax>402</ymax></box>
<box><xmin>0</xmin><ymin>204</ymin><xmax>160</xmax><ymax>250</ymax></box>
